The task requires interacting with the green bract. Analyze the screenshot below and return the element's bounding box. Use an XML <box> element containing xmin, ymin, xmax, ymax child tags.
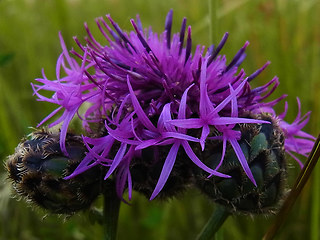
<box><xmin>195</xmin><ymin>114</ymin><xmax>287</xmax><ymax>214</ymax></box>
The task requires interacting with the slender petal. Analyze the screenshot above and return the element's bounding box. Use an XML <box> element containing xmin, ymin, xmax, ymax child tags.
<box><xmin>150</xmin><ymin>142</ymin><xmax>180</xmax><ymax>200</ymax></box>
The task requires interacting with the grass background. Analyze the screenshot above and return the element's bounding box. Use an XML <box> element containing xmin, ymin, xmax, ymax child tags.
<box><xmin>0</xmin><ymin>0</ymin><xmax>319</xmax><ymax>239</ymax></box>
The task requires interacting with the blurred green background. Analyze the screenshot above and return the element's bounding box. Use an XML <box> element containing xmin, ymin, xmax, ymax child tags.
<box><xmin>0</xmin><ymin>0</ymin><xmax>319</xmax><ymax>239</ymax></box>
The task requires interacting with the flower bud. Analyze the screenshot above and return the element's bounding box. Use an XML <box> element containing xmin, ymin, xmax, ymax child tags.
<box><xmin>195</xmin><ymin>114</ymin><xmax>287</xmax><ymax>214</ymax></box>
<box><xmin>6</xmin><ymin>130</ymin><xmax>102</xmax><ymax>214</ymax></box>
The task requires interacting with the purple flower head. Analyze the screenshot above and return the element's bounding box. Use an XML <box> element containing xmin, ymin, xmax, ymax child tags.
<box><xmin>33</xmin><ymin>10</ymin><xmax>314</xmax><ymax>200</ymax></box>
<box><xmin>270</xmin><ymin>98</ymin><xmax>315</xmax><ymax>168</ymax></box>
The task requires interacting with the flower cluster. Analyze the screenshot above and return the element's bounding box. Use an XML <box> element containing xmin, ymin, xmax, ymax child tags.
<box><xmin>31</xmin><ymin>10</ymin><xmax>315</xmax><ymax>201</ymax></box>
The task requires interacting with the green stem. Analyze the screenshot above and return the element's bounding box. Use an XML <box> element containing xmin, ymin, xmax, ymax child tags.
<box><xmin>263</xmin><ymin>134</ymin><xmax>320</xmax><ymax>240</ymax></box>
<box><xmin>103</xmin><ymin>182</ymin><xmax>121</xmax><ymax>240</ymax></box>
<box><xmin>196</xmin><ymin>205</ymin><xmax>230</xmax><ymax>240</ymax></box>
<box><xmin>208</xmin><ymin>0</ymin><xmax>219</xmax><ymax>43</ymax></box>
<box><xmin>311</xmin><ymin>165</ymin><xmax>320</xmax><ymax>240</ymax></box>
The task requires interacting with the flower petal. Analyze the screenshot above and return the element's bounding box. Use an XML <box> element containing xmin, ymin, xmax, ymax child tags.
<box><xmin>150</xmin><ymin>142</ymin><xmax>180</xmax><ymax>200</ymax></box>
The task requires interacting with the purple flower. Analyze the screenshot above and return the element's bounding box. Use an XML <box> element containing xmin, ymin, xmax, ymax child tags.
<box><xmin>33</xmin><ymin>10</ymin><xmax>314</xmax><ymax>200</ymax></box>
<box><xmin>32</xmin><ymin>33</ymin><xmax>103</xmax><ymax>154</ymax></box>
<box><xmin>273</xmin><ymin>98</ymin><xmax>315</xmax><ymax>168</ymax></box>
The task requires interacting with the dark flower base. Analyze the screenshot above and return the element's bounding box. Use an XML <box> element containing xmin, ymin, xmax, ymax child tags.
<box><xmin>6</xmin><ymin>130</ymin><xmax>102</xmax><ymax>214</ymax></box>
<box><xmin>131</xmin><ymin>146</ymin><xmax>194</xmax><ymax>200</ymax></box>
<box><xmin>195</xmin><ymin>114</ymin><xmax>287</xmax><ymax>214</ymax></box>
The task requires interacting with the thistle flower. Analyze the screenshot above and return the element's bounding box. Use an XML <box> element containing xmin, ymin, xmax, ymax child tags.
<box><xmin>31</xmin><ymin>10</ymin><xmax>314</xmax><ymax>201</ymax></box>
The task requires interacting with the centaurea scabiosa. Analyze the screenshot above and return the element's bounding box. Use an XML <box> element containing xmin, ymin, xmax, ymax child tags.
<box><xmin>10</xmin><ymin>10</ymin><xmax>314</xmax><ymax>209</ymax></box>
<box><xmin>7</xmin><ymin>8</ymin><xmax>314</xmax><ymax>221</ymax></box>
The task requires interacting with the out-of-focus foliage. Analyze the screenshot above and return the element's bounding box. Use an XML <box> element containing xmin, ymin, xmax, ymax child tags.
<box><xmin>0</xmin><ymin>0</ymin><xmax>319</xmax><ymax>239</ymax></box>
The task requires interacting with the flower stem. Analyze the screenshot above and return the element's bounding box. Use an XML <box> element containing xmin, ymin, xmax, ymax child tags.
<box><xmin>208</xmin><ymin>0</ymin><xmax>219</xmax><ymax>43</ymax></box>
<box><xmin>196</xmin><ymin>205</ymin><xmax>230</xmax><ymax>240</ymax></box>
<box><xmin>263</xmin><ymin>134</ymin><xmax>320</xmax><ymax>240</ymax></box>
<box><xmin>103</xmin><ymin>182</ymin><xmax>121</xmax><ymax>240</ymax></box>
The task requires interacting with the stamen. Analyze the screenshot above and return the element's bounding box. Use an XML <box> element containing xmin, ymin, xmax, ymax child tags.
<box><xmin>185</xmin><ymin>26</ymin><xmax>192</xmax><ymax>64</ymax></box>
<box><xmin>179</xmin><ymin>17</ymin><xmax>187</xmax><ymax>55</ymax></box>
<box><xmin>208</xmin><ymin>32</ymin><xmax>229</xmax><ymax>65</ymax></box>
<box><xmin>225</xmin><ymin>41</ymin><xmax>249</xmax><ymax>72</ymax></box>
<box><xmin>164</xmin><ymin>9</ymin><xmax>173</xmax><ymax>49</ymax></box>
